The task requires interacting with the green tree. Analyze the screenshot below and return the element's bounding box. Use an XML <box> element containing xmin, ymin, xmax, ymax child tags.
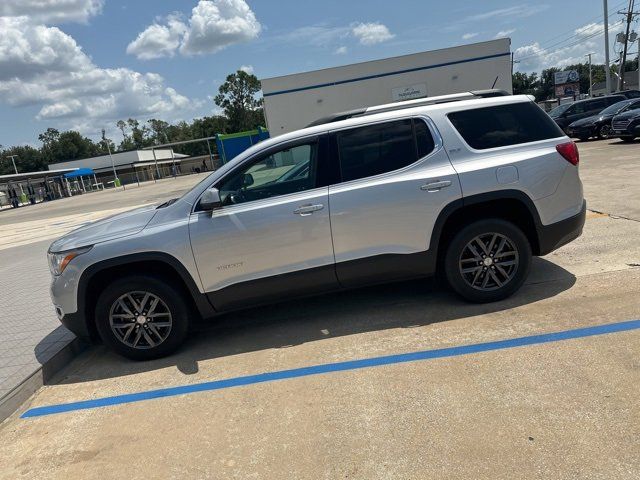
<box><xmin>214</xmin><ymin>70</ymin><xmax>264</xmax><ymax>132</ymax></box>
<box><xmin>512</xmin><ymin>72</ymin><xmax>539</xmax><ymax>96</ymax></box>
<box><xmin>0</xmin><ymin>145</ymin><xmax>45</xmax><ymax>174</ymax></box>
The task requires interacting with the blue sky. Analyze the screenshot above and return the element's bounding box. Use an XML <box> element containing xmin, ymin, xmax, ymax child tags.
<box><xmin>0</xmin><ymin>0</ymin><xmax>634</xmax><ymax>147</ymax></box>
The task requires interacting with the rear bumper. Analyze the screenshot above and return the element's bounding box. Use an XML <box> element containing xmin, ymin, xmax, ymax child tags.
<box><xmin>537</xmin><ymin>200</ymin><xmax>586</xmax><ymax>256</ymax></box>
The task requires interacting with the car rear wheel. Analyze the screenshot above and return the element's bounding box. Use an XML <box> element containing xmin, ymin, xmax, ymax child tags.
<box><xmin>598</xmin><ymin>125</ymin><xmax>612</xmax><ymax>139</ymax></box>
<box><xmin>95</xmin><ymin>275</ymin><xmax>190</xmax><ymax>360</ymax></box>
<box><xmin>444</xmin><ymin>219</ymin><xmax>532</xmax><ymax>303</ymax></box>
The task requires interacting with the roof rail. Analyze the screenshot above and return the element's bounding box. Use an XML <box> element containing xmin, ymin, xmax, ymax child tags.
<box><xmin>306</xmin><ymin>89</ymin><xmax>510</xmax><ymax>127</ymax></box>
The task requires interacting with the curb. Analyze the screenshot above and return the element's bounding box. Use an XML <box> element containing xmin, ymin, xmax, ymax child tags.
<box><xmin>0</xmin><ymin>337</ymin><xmax>87</xmax><ymax>423</ymax></box>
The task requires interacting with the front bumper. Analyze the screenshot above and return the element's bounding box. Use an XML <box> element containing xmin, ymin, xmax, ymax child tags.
<box><xmin>566</xmin><ymin>125</ymin><xmax>596</xmax><ymax>138</ymax></box>
<box><xmin>59</xmin><ymin>312</ymin><xmax>93</xmax><ymax>341</ymax></box>
<box><xmin>612</xmin><ymin>120</ymin><xmax>640</xmax><ymax>136</ymax></box>
<box><xmin>537</xmin><ymin>200</ymin><xmax>586</xmax><ymax>256</ymax></box>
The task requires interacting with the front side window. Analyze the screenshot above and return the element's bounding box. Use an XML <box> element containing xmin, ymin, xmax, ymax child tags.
<box><xmin>448</xmin><ymin>102</ymin><xmax>564</xmax><ymax>150</ymax></box>
<box><xmin>336</xmin><ymin>119</ymin><xmax>434</xmax><ymax>182</ymax></box>
<box><xmin>217</xmin><ymin>141</ymin><xmax>318</xmax><ymax>205</ymax></box>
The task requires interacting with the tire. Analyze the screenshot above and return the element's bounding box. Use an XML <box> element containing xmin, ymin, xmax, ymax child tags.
<box><xmin>578</xmin><ymin>136</ymin><xmax>589</xmax><ymax>142</ymax></box>
<box><xmin>444</xmin><ymin>219</ymin><xmax>532</xmax><ymax>303</ymax></box>
<box><xmin>597</xmin><ymin>125</ymin><xmax>612</xmax><ymax>139</ymax></box>
<box><xmin>95</xmin><ymin>275</ymin><xmax>190</xmax><ymax>360</ymax></box>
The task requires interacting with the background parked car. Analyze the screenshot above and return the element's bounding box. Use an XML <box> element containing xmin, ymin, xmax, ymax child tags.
<box><xmin>566</xmin><ymin>98</ymin><xmax>640</xmax><ymax>141</ymax></box>
<box><xmin>613</xmin><ymin>89</ymin><xmax>640</xmax><ymax>99</ymax></box>
<box><xmin>612</xmin><ymin>106</ymin><xmax>640</xmax><ymax>142</ymax></box>
<box><xmin>549</xmin><ymin>95</ymin><xmax>626</xmax><ymax>132</ymax></box>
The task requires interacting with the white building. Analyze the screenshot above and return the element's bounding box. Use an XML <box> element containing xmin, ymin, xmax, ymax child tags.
<box><xmin>261</xmin><ymin>39</ymin><xmax>512</xmax><ymax>135</ymax></box>
<box><xmin>48</xmin><ymin>149</ymin><xmax>183</xmax><ymax>172</ymax></box>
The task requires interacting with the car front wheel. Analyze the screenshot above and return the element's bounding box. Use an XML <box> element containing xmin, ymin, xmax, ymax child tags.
<box><xmin>444</xmin><ymin>219</ymin><xmax>532</xmax><ymax>303</ymax></box>
<box><xmin>95</xmin><ymin>275</ymin><xmax>190</xmax><ymax>360</ymax></box>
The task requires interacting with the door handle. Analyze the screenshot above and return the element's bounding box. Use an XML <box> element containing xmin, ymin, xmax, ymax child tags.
<box><xmin>293</xmin><ymin>204</ymin><xmax>324</xmax><ymax>216</ymax></box>
<box><xmin>420</xmin><ymin>180</ymin><xmax>452</xmax><ymax>192</ymax></box>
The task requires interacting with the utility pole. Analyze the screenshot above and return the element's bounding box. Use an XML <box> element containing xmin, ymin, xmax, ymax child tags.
<box><xmin>617</xmin><ymin>0</ymin><xmax>639</xmax><ymax>90</ymax></box>
<box><xmin>5</xmin><ymin>155</ymin><xmax>18</xmax><ymax>174</ymax></box>
<box><xmin>604</xmin><ymin>0</ymin><xmax>613</xmax><ymax>94</ymax></box>
<box><xmin>586</xmin><ymin>53</ymin><xmax>594</xmax><ymax>96</ymax></box>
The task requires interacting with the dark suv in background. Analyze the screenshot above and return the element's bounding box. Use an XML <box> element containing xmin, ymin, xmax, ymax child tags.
<box><xmin>566</xmin><ymin>98</ymin><xmax>640</xmax><ymax>140</ymax></box>
<box><xmin>549</xmin><ymin>95</ymin><xmax>626</xmax><ymax>132</ymax></box>
<box><xmin>612</xmin><ymin>105</ymin><xmax>640</xmax><ymax>141</ymax></box>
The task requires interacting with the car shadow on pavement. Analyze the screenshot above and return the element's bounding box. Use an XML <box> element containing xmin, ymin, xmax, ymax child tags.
<box><xmin>49</xmin><ymin>257</ymin><xmax>575</xmax><ymax>385</ymax></box>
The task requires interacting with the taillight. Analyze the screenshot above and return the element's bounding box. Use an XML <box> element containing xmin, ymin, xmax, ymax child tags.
<box><xmin>556</xmin><ymin>141</ymin><xmax>579</xmax><ymax>166</ymax></box>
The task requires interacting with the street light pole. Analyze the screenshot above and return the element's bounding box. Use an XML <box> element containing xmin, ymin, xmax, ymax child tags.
<box><xmin>102</xmin><ymin>129</ymin><xmax>119</xmax><ymax>186</ymax></box>
<box><xmin>604</xmin><ymin>0</ymin><xmax>613</xmax><ymax>94</ymax></box>
<box><xmin>6</xmin><ymin>155</ymin><xmax>18</xmax><ymax>174</ymax></box>
<box><xmin>586</xmin><ymin>53</ymin><xmax>594</xmax><ymax>96</ymax></box>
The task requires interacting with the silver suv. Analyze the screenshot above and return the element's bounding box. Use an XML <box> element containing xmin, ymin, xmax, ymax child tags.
<box><xmin>49</xmin><ymin>90</ymin><xmax>585</xmax><ymax>359</ymax></box>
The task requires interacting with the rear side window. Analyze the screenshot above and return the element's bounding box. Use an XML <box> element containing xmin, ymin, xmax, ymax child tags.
<box><xmin>336</xmin><ymin>119</ymin><xmax>434</xmax><ymax>182</ymax></box>
<box><xmin>448</xmin><ymin>102</ymin><xmax>564</xmax><ymax>150</ymax></box>
<box><xmin>414</xmin><ymin>119</ymin><xmax>436</xmax><ymax>158</ymax></box>
<box><xmin>589</xmin><ymin>99</ymin><xmax>607</xmax><ymax>110</ymax></box>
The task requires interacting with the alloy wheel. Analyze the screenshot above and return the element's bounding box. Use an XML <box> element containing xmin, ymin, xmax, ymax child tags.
<box><xmin>109</xmin><ymin>291</ymin><xmax>173</xmax><ymax>349</ymax></box>
<box><xmin>599</xmin><ymin>125</ymin><xmax>612</xmax><ymax>139</ymax></box>
<box><xmin>458</xmin><ymin>233</ymin><xmax>519</xmax><ymax>291</ymax></box>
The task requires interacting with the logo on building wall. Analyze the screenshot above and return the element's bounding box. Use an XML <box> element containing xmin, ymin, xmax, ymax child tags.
<box><xmin>392</xmin><ymin>83</ymin><xmax>427</xmax><ymax>101</ymax></box>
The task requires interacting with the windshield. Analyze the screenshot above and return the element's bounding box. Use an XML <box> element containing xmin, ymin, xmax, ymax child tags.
<box><xmin>599</xmin><ymin>99</ymin><xmax>634</xmax><ymax>115</ymax></box>
<box><xmin>548</xmin><ymin>104</ymin><xmax>571</xmax><ymax>118</ymax></box>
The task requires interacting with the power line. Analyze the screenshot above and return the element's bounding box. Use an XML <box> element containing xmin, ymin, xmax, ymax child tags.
<box><xmin>526</xmin><ymin>0</ymin><xmax>627</xmax><ymax>53</ymax></box>
<box><xmin>516</xmin><ymin>20</ymin><xmax>624</xmax><ymax>62</ymax></box>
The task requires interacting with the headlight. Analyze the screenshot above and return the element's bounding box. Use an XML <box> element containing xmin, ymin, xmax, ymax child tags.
<box><xmin>47</xmin><ymin>246</ymin><xmax>92</xmax><ymax>276</ymax></box>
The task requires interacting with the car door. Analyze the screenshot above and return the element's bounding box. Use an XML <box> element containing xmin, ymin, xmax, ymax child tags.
<box><xmin>189</xmin><ymin>135</ymin><xmax>338</xmax><ymax>310</ymax></box>
<box><xmin>587</xmin><ymin>98</ymin><xmax>607</xmax><ymax>116</ymax></box>
<box><xmin>328</xmin><ymin>117</ymin><xmax>462</xmax><ymax>287</ymax></box>
<box><xmin>562</xmin><ymin>102</ymin><xmax>587</xmax><ymax>126</ymax></box>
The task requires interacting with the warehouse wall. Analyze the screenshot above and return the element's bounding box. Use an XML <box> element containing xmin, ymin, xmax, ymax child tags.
<box><xmin>261</xmin><ymin>39</ymin><xmax>512</xmax><ymax>136</ymax></box>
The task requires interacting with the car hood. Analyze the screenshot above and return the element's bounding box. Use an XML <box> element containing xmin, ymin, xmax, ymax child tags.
<box><xmin>49</xmin><ymin>204</ymin><xmax>158</xmax><ymax>253</ymax></box>
<box><xmin>613</xmin><ymin>110</ymin><xmax>640</xmax><ymax>121</ymax></box>
<box><xmin>569</xmin><ymin>114</ymin><xmax>611</xmax><ymax>127</ymax></box>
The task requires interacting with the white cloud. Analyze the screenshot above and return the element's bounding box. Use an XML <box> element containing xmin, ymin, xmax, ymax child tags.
<box><xmin>513</xmin><ymin>21</ymin><xmax>621</xmax><ymax>72</ymax></box>
<box><xmin>334</xmin><ymin>46</ymin><xmax>348</xmax><ymax>55</ymax></box>
<box><xmin>462</xmin><ymin>33</ymin><xmax>479</xmax><ymax>40</ymax></box>
<box><xmin>239</xmin><ymin>64</ymin><xmax>254</xmax><ymax>74</ymax></box>
<box><xmin>279</xmin><ymin>25</ymin><xmax>350</xmax><ymax>47</ymax></box>
<box><xmin>495</xmin><ymin>29</ymin><xmax>516</xmax><ymax>38</ymax></box>
<box><xmin>126</xmin><ymin>14</ymin><xmax>187</xmax><ymax>60</ymax></box>
<box><xmin>0</xmin><ymin>0</ymin><xmax>103</xmax><ymax>24</ymax></box>
<box><xmin>465</xmin><ymin>4</ymin><xmax>549</xmax><ymax>22</ymax></box>
<box><xmin>0</xmin><ymin>16</ymin><xmax>197</xmax><ymax>131</ymax></box>
<box><xmin>351</xmin><ymin>22</ymin><xmax>395</xmax><ymax>45</ymax></box>
<box><xmin>127</xmin><ymin>0</ymin><xmax>261</xmax><ymax>60</ymax></box>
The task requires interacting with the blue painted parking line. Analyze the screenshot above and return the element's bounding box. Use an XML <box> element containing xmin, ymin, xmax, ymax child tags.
<box><xmin>22</xmin><ymin>320</ymin><xmax>640</xmax><ymax>419</ymax></box>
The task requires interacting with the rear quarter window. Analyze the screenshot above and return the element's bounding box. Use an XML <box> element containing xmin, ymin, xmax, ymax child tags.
<box><xmin>448</xmin><ymin>102</ymin><xmax>564</xmax><ymax>150</ymax></box>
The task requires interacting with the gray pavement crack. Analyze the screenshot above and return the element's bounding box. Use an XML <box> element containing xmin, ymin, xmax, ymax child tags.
<box><xmin>588</xmin><ymin>209</ymin><xmax>640</xmax><ymax>223</ymax></box>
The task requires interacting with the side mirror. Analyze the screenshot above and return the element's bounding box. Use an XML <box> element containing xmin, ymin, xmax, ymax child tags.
<box><xmin>242</xmin><ymin>173</ymin><xmax>254</xmax><ymax>187</ymax></box>
<box><xmin>200</xmin><ymin>187</ymin><xmax>221</xmax><ymax>211</ymax></box>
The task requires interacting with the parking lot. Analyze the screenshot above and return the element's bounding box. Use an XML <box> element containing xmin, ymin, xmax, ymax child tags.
<box><xmin>1</xmin><ymin>139</ymin><xmax>639</xmax><ymax>479</ymax></box>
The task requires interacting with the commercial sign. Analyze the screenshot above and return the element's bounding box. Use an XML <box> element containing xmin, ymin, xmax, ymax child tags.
<box><xmin>392</xmin><ymin>83</ymin><xmax>427</xmax><ymax>101</ymax></box>
<box><xmin>555</xmin><ymin>83</ymin><xmax>580</xmax><ymax>98</ymax></box>
<box><xmin>554</xmin><ymin>70</ymin><xmax>580</xmax><ymax>85</ymax></box>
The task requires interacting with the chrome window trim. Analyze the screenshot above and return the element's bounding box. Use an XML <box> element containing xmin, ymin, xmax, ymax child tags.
<box><xmin>328</xmin><ymin>114</ymin><xmax>444</xmax><ymax>188</ymax></box>
<box><xmin>191</xmin><ymin>132</ymin><xmax>326</xmax><ymax>214</ymax></box>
